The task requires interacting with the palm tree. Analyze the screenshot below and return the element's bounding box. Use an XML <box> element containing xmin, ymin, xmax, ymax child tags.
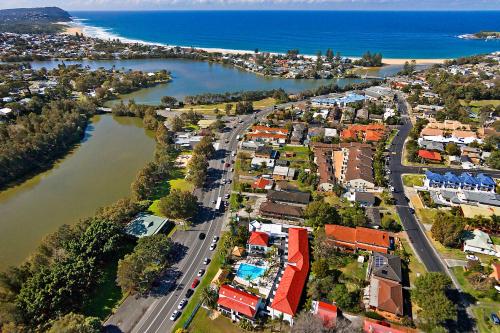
<box><xmin>199</xmin><ymin>286</ymin><xmax>218</xmax><ymax>310</ymax></box>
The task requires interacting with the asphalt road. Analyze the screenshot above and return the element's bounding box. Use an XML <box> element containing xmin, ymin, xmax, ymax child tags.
<box><xmin>104</xmin><ymin>105</ymin><xmax>278</xmax><ymax>333</ymax></box>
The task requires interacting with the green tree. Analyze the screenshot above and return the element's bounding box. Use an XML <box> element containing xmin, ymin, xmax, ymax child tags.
<box><xmin>412</xmin><ymin>272</ymin><xmax>456</xmax><ymax>330</ymax></box>
<box><xmin>158</xmin><ymin>189</ymin><xmax>198</xmax><ymax>221</ymax></box>
<box><xmin>445</xmin><ymin>143</ymin><xmax>460</xmax><ymax>156</ymax></box>
<box><xmin>304</xmin><ymin>200</ymin><xmax>340</xmax><ymax>229</ymax></box>
<box><xmin>116</xmin><ymin>234</ymin><xmax>173</xmax><ymax>294</ymax></box>
<box><xmin>430</xmin><ymin>213</ymin><xmax>464</xmax><ymax>248</ymax></box>
<box><xmin>170</xmin><ymin>115</ymin><xmax>184</xmax><ymax>132</ymax></box>
<box><xmin>486</xmin><ymin>150</ymin><xmax>500</xmax><ymax>169</ymax></box>
<box><xmin>160</xmin><ymin>96</ymin><xmax>178</xmax><ymax>108</ymax></box>
<box><xmin>199</xmin><ymin>286</ymin><xmax>218</xmax><ymax>310</ymax></box>
<box><xmin>48</xmin><ymin>313</ymin><xmax>101</xmax><ymax>333</ymax></box>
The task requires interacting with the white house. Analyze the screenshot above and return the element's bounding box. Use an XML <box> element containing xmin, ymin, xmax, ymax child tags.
<box><xmin>463</xmin><ymin>229</ymin><xmax>500</xmax><ymax>257</ymax></box>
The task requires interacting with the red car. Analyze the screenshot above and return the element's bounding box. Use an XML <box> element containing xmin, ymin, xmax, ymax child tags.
<box><xmin>225</xmin><ymin>163</ymin><xmax>230</xmax><ymax>167</ymax></box>
<box><xmin>191</xmin><ymin>278</ymin><xmax>200</xmax><ymax>289</ymax></box>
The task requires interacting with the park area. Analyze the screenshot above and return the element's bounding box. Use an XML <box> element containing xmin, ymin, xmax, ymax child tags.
<box><xmin>179</xmin><ymin>98</ymin><xmax>276</xmax><ymax>115</ymax></box>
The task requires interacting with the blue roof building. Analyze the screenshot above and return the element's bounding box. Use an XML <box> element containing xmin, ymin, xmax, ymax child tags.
<box><xmin>424</xmin><ymin>171</ymin><xmax>495</xmax><ymax>192</ymax></box>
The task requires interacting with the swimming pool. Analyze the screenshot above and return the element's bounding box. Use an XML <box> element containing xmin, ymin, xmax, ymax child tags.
<box><xmin>236</xmin><ymin>263</ymin><xmax>266</xmax><ymax>281</ymax></box>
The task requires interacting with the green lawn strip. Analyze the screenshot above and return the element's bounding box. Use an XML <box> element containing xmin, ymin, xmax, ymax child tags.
<box><xmin>402</xmin><ymin>174</ymin><xmax>425</xmax><ymax>187</ymax></box>
<box><xmin>400</xmin><ymin>239</ymin><xmax>426</xmax><ymax>285</ymax></box>
<box><xmin>82</xmin><ymin>244</ymin><xmax>135</xmax><ymax>319</ymax></box>
<box><xmin>189</xmin><ymin>308</ymin><xmax>244</xmax><ymax>333</ymax></box>
<box><xmin>472</xmin><ymin>303</ymin><xmax>500</xmax><ymax>333</ymax></box>
<box><xmin>415</xmin><ymin>208</ymin><xmax>439</xmax><ymax>225</ymax></box>
<box><xmin>173</xmin><ymin>236</ymin><xmax>227</xmax><ymax>332</ymax></box>
<box><xmin>491</xmin><ymin>235</ymin><xmax>500</xmax><ymax>245</ymax></box>
<box><xmin>179</xmin><ymin>98</ymin><xmax>276</xmax><ymax>115</ymax></box>
<box><xmin>340</xmin><ymin>261</ymin><xmax>368</xmax><ymax>282</ymax></box>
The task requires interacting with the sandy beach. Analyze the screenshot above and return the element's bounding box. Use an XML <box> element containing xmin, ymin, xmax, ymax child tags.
<box><xmin>60</xmin><ymin>20</ymin><xmax>447</xmax><ymax>66</ymax></box>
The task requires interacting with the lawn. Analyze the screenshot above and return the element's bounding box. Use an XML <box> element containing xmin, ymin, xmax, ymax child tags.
<box><xmin>179</xmin><ymin>98</ymin><xmax>276</xmax><ymax>115</ymax></box>
<box><xmin>340</xmin><ymin>261</ymin><xmax>368</xmax><ymax>283</ymax></box>
<box><xmin>472</xmin><ymin>303</ymin><xmax>500</xmax><ymax>333</ymax></box>
<box><xmin>82</xmin><ymin>244</ymin><xmax>135</xmax><ymax>319</ymax></box>
<box><xmin>278</xmin><ymin>145</ymin><xmax>310</xmax><ymax>162</ymax></box>
<box><xmin>173</xmin><ymin>233</ymin><xmax>229</xmax><ymax>332</ymax></box>
<box><xmin>400</xmin><ymin>239</ymin><xmax>426</xmax><ymax>285</ymax></box>
<box><xmin>402</xmin><ymin>174</ymin><xmax>425</xmax><ymax>187</ymax></box>
<box><xmin>415</xmin><ymin>208</ymin><xmax>439</xmax><ymax>225</ymax></box>
<box><xmin>189</xmin><ymin>308</ymin><xmax>244</xmax><ymax>333</ymax></box>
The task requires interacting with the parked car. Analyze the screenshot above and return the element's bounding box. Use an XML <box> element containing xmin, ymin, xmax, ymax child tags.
<box><xmin>203</xmin><ymin>257</ymin><xmax>210</xmax><ymax>265</ymax></box>
<box><xmin>491</xmin><ymin>313</ymin><xmax>500</xmax><ymax>325</ymax></box>
<box><xmin>178</xmin><ymin>299</ymin><xmax>188</xmax><ymax>310</ymax></box>
<box><xmin>224</xmin><ymin>194</ymin><xmax>230</xmax><ymax>199</ymax></box>
<box><xmin>197</xmin><ymin>269</ymin><xmax>205</xmax><ymax>277</ymax></box>
<box><xmin>225</xmin><ymin>163</ymin><xmax>230</xmax><ymax>167</ymax></box>
<box><xmin>209</xmin><ymin>243</ymin><xmax>216</xmax><ymax>251</ymax></box>
<box><xmin>199</xmin><ymin>233</ymin><xmax>206</xmax><ymax>240</ymax></box>
<box><xmin>185</xmin><ymin>289</ymin><xmax>194</xmax><ymax>298</ymax></box>
<box><xmin>170</xmin><ymin>310</ymin><xmax>180</xmax><ymax>321</ymax></box>
<box><xmin>191</xmin><ymin>278</ymin><xmax>200</xmax><ymax>289</ymax></box>
<box><xmin>212</xmin><ymin>236</ymin><xmax>219</xmax><ymax>243</ymax></box>
<box><xmin>466</xmin><ymin>254</ymin><xmax>479</xmax><ymax>261</ymax></box>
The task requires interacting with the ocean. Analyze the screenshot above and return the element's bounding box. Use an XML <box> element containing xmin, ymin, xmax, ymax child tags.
<box><xmin>70</xmin><ymin>10</ymin><xmax>500</xmax><ymax>59</ymax></box>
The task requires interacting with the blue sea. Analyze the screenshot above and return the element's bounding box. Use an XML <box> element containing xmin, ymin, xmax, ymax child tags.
<box><xmin>70</xmin><ymin>11</ymin><xmax>500</xmax><ymax>59</ymax></box>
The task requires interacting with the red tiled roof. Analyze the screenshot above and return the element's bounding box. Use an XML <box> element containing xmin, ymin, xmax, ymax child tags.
<box><xmin>315</xmin><ymin>301</ymin><xmax>338</xmax><ymax>328</ymax></box>
<box><xmin>418</xmin><ymin>149</ymin><xmax>442</xmax><ymax>161</ymax></box>
<box><xmin>251</xmin><ymin>125</ymin><xmax>289</xmax><ymax>134</ymax></box>
<box><xmin>252</xmin><ymin>177</ymin><xmax>272</xmax><ymax>189</ymax></box>
<box><xmin>325</xmin><ymin>225</ymin><xmax>391</xmax><ymax>253</ymax></box>
<box><xmin>217</xmin><ymin>285</ymin><xmax>260</xmax><ymax>318</ymax></box>
<box><xmin>248</xmin><ymin>231</ymin><xmax>269</xmax><ymax>246</ymax></box>
<box><xmin>270</xmin><ymin>228</ymin><xmax>309</xmax><ymax>316</ymax></box>
<box><xmin>341</xmin><ymin>125</ymin><xmax>386</xmax><ymax>142</ymax></box>
<box><xmin>374</xmin><ymin>277</ymin><xmax>404</xmax><ymax>316</ymax></box>
<box><xmin>363</xmin><ymin>318</ymin><xmax>417</xmax><ymax>333</ymax></box>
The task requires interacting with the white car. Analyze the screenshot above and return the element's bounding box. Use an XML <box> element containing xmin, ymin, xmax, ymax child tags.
<box><xmin>209</xmin><ymin>243</ymin><xmax>216</xmax><ymax>251</ymax></box>
<box><xmin>170</xmin><ymin>310</ymin><xmax>180</xmax><ymax>321</ymax></box>
<box><xmin>203</xmin><ymin>257</ymin><xmax>210</xmax><ymax>265</ymax></box>
<box><xmin>178</xmin><ymin>299</ymin><xmax>188</xmax><ymax>310</ymax></box>
<box><xmin>466</xmin><ymin>254</ymin><xmax>479</xmax><ymax>261</ymax></box>
<box><xmin>212</xmin><ymin>236</ymin><xmax>219</xmax><ymax>243</ymax></box>
<box><xmin>197</xmin><ymin>269</ymin><xmax>205</xmax><ymax>277</ymax></box>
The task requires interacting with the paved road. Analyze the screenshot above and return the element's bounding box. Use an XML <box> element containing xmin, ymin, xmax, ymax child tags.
<box><xmin>104</xmin><ymin>105</ymin><xmax>278</xmax><ymax>333</ymax></box>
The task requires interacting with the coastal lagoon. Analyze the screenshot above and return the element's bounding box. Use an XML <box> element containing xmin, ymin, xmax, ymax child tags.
<box><xmin>30</xmin><ymin>58</ymin><xmax>396</xmax><ymax>104</ymax></box>
<box><xmin>0</xmin><ymin>116</ymin><xmax>155</xmax><ymax>269</ymax></box>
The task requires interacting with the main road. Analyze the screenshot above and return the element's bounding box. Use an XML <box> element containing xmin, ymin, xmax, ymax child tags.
<box><xmin>104</xmin><ymin>104</ymin><xmax>282</xmax><ymax>333</ymax></box>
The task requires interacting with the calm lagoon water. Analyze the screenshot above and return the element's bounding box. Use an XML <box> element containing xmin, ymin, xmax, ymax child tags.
<box><xmin>30</xmin><ymin>58</ymin><xmax>382</xmax><ymax>104</ymax></box>
<box><xmin>0</xmin><ymin>116</ymin><xmax>155</xmax><ymax>269</ymax></box>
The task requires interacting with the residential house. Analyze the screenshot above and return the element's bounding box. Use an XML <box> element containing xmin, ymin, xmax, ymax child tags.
<box><xmin>267</xmin><ymin>190</ymin><xmax>311</xmax><ymax>207</ymax></box>
<box><xmin>368</xmin><ymin>253</ymin><xmax>403</xmax><ymax>284</ymax></box>
<box><xmin>424</xmin><ymin>171</ymin><xmax>496</xmax><ymax>192</ymax></box>
<box><xmin>255</xmin><ymin>146</ymin><xmax>278</xmax><ymax>159</ymax></box>
<box><xmin>346</xmin><ymin>191</ymin><xmax>376</xmax><ymax>207</ymax></box>
<box><xmin>273</xmin><ymin>166</ymin><xmax>296</xmax><ymax>181</ymax></box>
<box><xmin>290</xmin><ymin>123</ymin><xmax>306</xmax><ymax>144</ymax></box>
<box><xmin>368</xmin><ymin>277</ymin><xmax>404</xmax><ymax>318</ymax></box>
<box><xmin>341</xmin><ymin>124</ymin><xmax>386</xmax><ymax>143</ymax></box>
<box><xmin>259</xmin><ymin>201</ymin><xmax>304</xmax><ymax>221</ymax></box>
<box><xmin>217</xmin><ymin>285</ymin><xmax>263</xmax><ymax>324</ymax></box>
<box><xmin>417</xmin><ymin>139</ymin><xmax>444</xmax><ymax>152</ymax></box>
<box><xmin>325</xmin><ymin>225</ymin><xmax>394</xmax><ymax>253</ymax></box>
<box><xmin>463</xmin><ymin>229</ymin><xmax>500</xmax><ymax>257</ymax></box>
<box><xmin>247</xmin><ymin>231</ymin><xmax>271</xmax><ymax>255</ymax></box>
<box><xmin>269</xmin><ymin>228</ymin><xmax>310</xmax><ymax>325</ymax></box>
<box><xmin>251</xmin><ymin>157</ymin><xmax>275</xmax><ymax>169</ymax></box>
<box><xmin>246</xmin><ymin>125</ymin><xmax>289</xmax><ymax>145</ymax></box>
<box><xmin>252</xmin><ymin>177</ymin><xmax>274</xmax><ymax>190</ymax></box>
<box><xmin>418</xmin><ymin>149</ymin><xmax>442</xmax><ymax>162</ymax></box>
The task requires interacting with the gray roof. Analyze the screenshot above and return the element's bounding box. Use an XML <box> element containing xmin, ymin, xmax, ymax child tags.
<box><xmin>418</xmin><ymin>139</ymin><xmax>444</xmax><ymax>152</ymax></box>
<box><xmin>463</xmin><ymin>191</ymin><xmax>500</xmax><ymax>207</ymax></box>
<box><xmin>267</xmin><ymin>189</ymin><xmax>311</xmax><ymax>205</ymax></box>
<box><xmin>371</xmin><ymin>252</ymin><xmax>403</xmax><ymax>283</ymax></box>
<box><xmin>366</xmin><ymin>207</ymin><xmax>381</xmax><ymax>227</ymax></box>
<box><xmin>125</xmin><ymin>213</ymin><xmax>170</xmax><ymax>238</ymax></box>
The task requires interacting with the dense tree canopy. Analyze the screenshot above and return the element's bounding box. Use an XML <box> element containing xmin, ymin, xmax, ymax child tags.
<box><xmin>158</xmin><ymin>189</ymin><xmax>198</xmax><ymax>221</ymax></box>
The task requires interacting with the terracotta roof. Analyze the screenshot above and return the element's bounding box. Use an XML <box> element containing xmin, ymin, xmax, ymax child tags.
<box><xmin>420</xmin><ymin>127</ymin><xmax>443</xmax><ymax>137</ymax></box>
<box><xmin>270</xmin><ymin>228</ymin><xmax>309</xmax><ymax>316</ymax></box>
<box><xmin>341</xmin><ymin>124</ymin><xmax>386</xmax><ymax>142</ymax></box>
<box><xmin>248</xmin><ymin>231</ymin><xmax>269</xmax><ymax>246</ymax></box>
<box><xmin>314</xmin><ymin>301</ymin><xmax>338</xmax><ymax>328</ymax></box>
<box><xmin>252</xmin><ymin>177</ymin><xmax>272</xmax><ymax>189</ymax></box>
<box><xmin>251</xmin><ymin>125</ymin><xmax>289</xmax><ymax>134</ymax></box>
<box><xmin>372</xmin><ymin>277</ymin><xmax>403</xmax><ymax>316</ymax></box>
<box><xmin>418</xmin><ymin>149</ymin><xmax>442</xmax><ymax>161</ymax></box>
<box><xmin>452</xmin><ymin>130</ymin><xmax>477</xmax><ymax>139</ymax></box>
<box><xmin>325</xmin><ymin>225</ymin><xmax>391</xmax><ymax>253</ymax></box>
<box><xmin>363</xmin><ymin>318</ymin><xmax>417</xmax><ymax>333</ymax></box>
<box><xmin>217</xmin><ymin>285</ymin><xmax>260</xmax><ymax>318</ymax></box>
<box><xmin>491</xmin><ymin>262</ymin><xmax>500</xmax><ymax>282</ymax></box>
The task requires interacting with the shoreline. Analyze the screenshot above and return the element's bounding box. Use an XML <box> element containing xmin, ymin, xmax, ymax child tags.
<box><xmin>61</xmin><ymin>21</ymin><xmax>447</xmax><ymax>66</ymax></box>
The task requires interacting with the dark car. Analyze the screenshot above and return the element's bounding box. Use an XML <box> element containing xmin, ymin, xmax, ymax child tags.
<box><xmin>185</xmin><ymin>289</ymin><xmax>194</xmax><ymax>298</ymax></box>
<box><xmin>199</xmin><ymin>233</ymin><xmax>206</xmax><ymax>240</ymax></box>
<box><xmin>491</xmin><ymin>313</ymin><xmax>500</xmax><ymax>325</ymax></box>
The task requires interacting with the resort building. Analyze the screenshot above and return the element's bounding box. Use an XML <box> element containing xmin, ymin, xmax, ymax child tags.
<box><xmin>217</xmin><ymin>285</ymin><xmax>263</xmax><ymax>324</ymax></box>
<box><xmin>247</xmin><ymin>231</ymin><xmax>271</xmax><ymax>255</ymax></box>
<box><xmin>269</xmin><ymin>228</ymin><xmax>310</xmax><ymax>325</ymax></box>
<box><xmin>311</xmin><ymin>300</ymin><xmax>338</xmax><ymax>328</ymax></box>
<box><xmin>325</xmin><ymin>225</ymin><xmax>393</xmax><ymax>253</ymax></box>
